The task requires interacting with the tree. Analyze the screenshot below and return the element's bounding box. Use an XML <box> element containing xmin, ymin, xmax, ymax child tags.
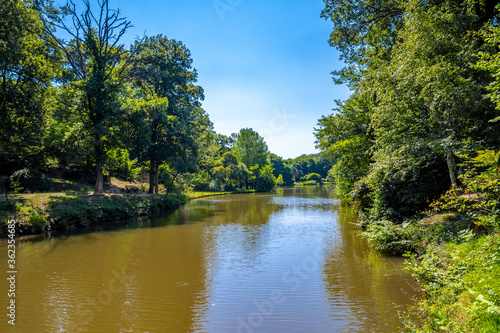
<box><xmin>42</xmin><ymin>0</ymin><xmax>135</xmax><ymax>193</ymax></box>
<box><xmin>306</xmin><ymin>173</ymin><xmax>322</xmax><ymax>184</ymax></box>
<box><xmin>255</xmin><ymin>165</ymin><xmax>276</xmax><ymax>192</ymax></box>
<box><xmin>365</xmin><ymin>0</ymin><xmax>498</xmax><ymax>187</ymax></box>
<box><xmin>0</xmin><ymin>0</ymin><xmax>58</xmax><ymax>171</ymax></box>
<box><xmin>212</xmin><ymin>151</ymin><xmax>248</xmax><ymax>190</ymax></box>
<box><xmin>476</xmin><ymin>15</ymin><xmax>500</xmax><ymax>126</ymax></box>
<box><xmin>315</xmin><ymin>93</ymin><xmax>373</xmax><ymax>198</ymax></box>
<box><xmin>321</xmin><ymin>0</ymin><xmax>404</xmax><ymax>87</ymax></box>
<box><xmin>318</xmin><ymin>0</ymin><xmax>500</xmax><ymax>218</ymax></box>
<box><xmin>232</xmin><ymin>128</ymin><xmax>270</xmax><ymax>170</ymax></box>
<box><xmin>129</xmin><ymin>35</ymin><xmax>204</xmax><ymax>193</ymax></box>
<box><xmin>276</xmin><ymin>174</ymin><xmax>284</xmax><ymax>186</ymax></box>
<box><xmin>270</xmin><ymin>153</ymin><xmax>294</xmax><ymax>185</ymax></box>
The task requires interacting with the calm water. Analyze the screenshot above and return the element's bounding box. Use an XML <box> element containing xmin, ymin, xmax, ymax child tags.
<box><xmin>0</xmin><ymin>186</ymin><xmax>418</xmax><ymax>332</ymax></box>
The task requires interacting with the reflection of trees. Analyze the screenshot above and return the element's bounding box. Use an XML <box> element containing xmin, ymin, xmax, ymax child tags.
<box><xmin>322</xmin><ymin>206</ymin><xmax>420</xmax><ymax>332</ymax></box>
<box><xmin>1</xmin><ymin>222</ymin><xmax>212</xmax><ymax>333</ymax></box>
<box><xmin>191</xmin><ymin>193</ymin><xmax>283</xmax><ymax>272</ymax></box>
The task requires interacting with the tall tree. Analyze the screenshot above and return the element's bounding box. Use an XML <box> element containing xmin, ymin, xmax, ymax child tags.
<box><xmin>129</xmin><ymin>35</ymin><xmax>204</xmax><ymax>193</ymax></box>
<box><xmin>232</xmin><ymin>128</ymin><xmax>269</xmax><ymax>170</ymax></box>
<box><xmin>42</xmin><ymin>0</ymin><xmax>134</xmax><ymax>194</ymax></box>
<box><xmin>364</xmin><ymin>0</ymin><xmax>499</xmax><ymax>186</ymax></box>
<box><xmin>0</xmin><ymin>0</ymin><xmax>58</xmax><ymax>171</ymax></box>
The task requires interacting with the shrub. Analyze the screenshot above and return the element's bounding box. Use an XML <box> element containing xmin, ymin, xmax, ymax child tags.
<box><xmin>367</xmin><ymin>151</ymin><xmax>450</xmax><ymax>221</ymax></box>
<box><xmin>105</xmin><ymin>148</ymin><xmax>139</xmax><ymax>181</ymax></box>
<box><xmin>189</xmin><ymin>170</ymin><xmax>212</xmax><ymax>191</ymax></box>
<box><xmin>9</xmin><ymin>168</ymin><xmax>52</xmax><ymax>193</ymax></box>
<box><xmin>364</xmin><ymin>220</ymin><xmax>422</xmax><ymax>254</ymax></box>
<box><xmin>306</xmin><ymin>173</ymin><xmax>322</xmax><ymax>184</ymax></box>
<box><xmin>255</xmin><ymin>165</ymin><xmax>277</xmax><ymax>192</ymax></box>
<box><xmin>276</xmin><ymin>174</ymin><xmax>284</xmax><ymax>186</ymax></box>
<box><xmin>432</xmin><ymin>150</ymin><xmax>500</xmax><ymax>229</ymax></box>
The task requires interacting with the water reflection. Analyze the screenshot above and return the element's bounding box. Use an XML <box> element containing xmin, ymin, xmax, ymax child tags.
<box><xmin>0</xmin><ymin>187</ymin><xmax>418</xmax><ymax>333</ymax></box>
<box><xmin>322</xmin><ymin>204</ymin><xmax>419</xmax><ymax>332</ymax></box>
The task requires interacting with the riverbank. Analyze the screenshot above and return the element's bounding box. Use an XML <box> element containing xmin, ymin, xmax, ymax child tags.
<box><xmin>0</xmin><ymin>190</ymin><xmax>254</xmax><ymax>239</ymax></box>
<box><xmin>360</xmin><ymin>213</ymin><xmax>500</xmax><ymax>332</ymax></box>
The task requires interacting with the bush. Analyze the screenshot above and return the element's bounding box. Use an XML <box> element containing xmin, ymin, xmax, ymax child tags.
<box><xmin>189</xmin><ymin>170</ymin><xmax>212</xmax><ymax>191</ymax></box>
<box><xmin>105</xmin><ymin>148</ymin><xmax>139</xmax><ymax>181</ymax></box>
<box><xmin>367</xmin><ymin>151</ymin><xmax>450</xmax><ymax>221</ymax></box>
<box><xmin>364</xmin><ymin>220</ymin><xmax>422</xmax><ymax>254</ymax></box>
<box><xmin>306</xmin><ymin>173</ymin><xmax>322</xmax><ymax>184</ymax></box>
<box><xmin>255</xmin><ymin>165</ymin><xmax>277</xmax><ymax>192</ymax></box>
<box><xmin>432</xmin><ymin>150</ymin><xmax>500</xmax><ymax>229</ymax></box>
<box><xmin>9</xmin><ymin>168</ymin><xmax>52</xmax><ymax>193</ymax></box>
<box><xmin>49</xmin><ymin>194</ymin><xmax>188</xmax><ymax>235</ymax></box>
<box><xmin>276</xmin><ymin>174</ymin><xmax>284</xmax><ymax>186</ymax></box>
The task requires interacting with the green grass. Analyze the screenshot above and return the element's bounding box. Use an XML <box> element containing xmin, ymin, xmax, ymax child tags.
<box><xmin>48</xmin><ymin>177</ymin><xmax>93</xmax><ymax>194</ymax></box>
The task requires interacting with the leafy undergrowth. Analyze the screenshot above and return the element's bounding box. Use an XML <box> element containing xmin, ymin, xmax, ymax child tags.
<box><xmin>363</xmin><ymin>213</ymin><xmax>469</xmax><ymax>255</ymax></box>
<box><xmin>403</xmin><ymin>234</ymin><xmax>500</xmax><ymax>332</ymax></box>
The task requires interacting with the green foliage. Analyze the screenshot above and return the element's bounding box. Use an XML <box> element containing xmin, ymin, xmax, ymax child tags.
<box><xmin>318</xmin><ymin>0</ymin><xmax>500</xmax><ymax>219</ymax></box>
<box><xmin>366</xmin><ymin>149</ymin><xmax>451</xmax><ymax>221</ymax></box>
<box><xmin>48</xmin><ymin>194</ymin><xmax>187</xmax><ymax>235</ymax></box>
<box><xmin>286</xmin><ymin>153</ymin><xmax>332</xmax><ymax>181</ymax></box>
<box><xmin>364</xmin><ymin>220</ymin><xmax>422</xmax><ymax>254</ymax></box>
<box><xmin>232</xmin><ymin>128</ymin><xmax>270</xmax><ymax>169</ymax></box>
<box><xmin>270</xmin><ymin>154</ymin><xmax>294</xmax><ymax>185</ymax></box>
<box><xmin>432</xmin><ymin>150</ymin><xmax>500</xmax><ymax>228</ymax></box>
<box><xmin>212</xmin><ymin>152</ymin><xmax>249</xmax><ymax>191</ymax></box>
<box><xmin>105</xmin><ymin>148</ymin><xmax>139</xmax><ymax>181</ymax></box>
<box><xmin>0</xmin><ymin>0</ymin><xmax>59</xmax><ymax>171</ymax></box>
<box><xmin>0</xmin><ymin>197</ymin><xmax>23</xmax><ymax>213</ymax></box>
<box><xmin>188</xmin><ymin>170</ymin><xmax>212</xmax><ymax>191</ymax></box>
<box><xmin>9</xmin><ymin>168</ymin><xmax>52</xmax><ymax>193</ymax></box>
<box><xmin>405</xmin><ymin>234</ymin><xmax>500</xmax><ymax>332</ymax></box>
<box><xmin>476</xmin><ymin>11</ymin><xmax>500</xmax><ymax>121</ymax></box>
<box><xmin>306</xmin><ymin>173</ymin><xmax>322</xmax><ymax>184</ymax></box>
<box><xmin>276</xmin><ymin>174</ymin><xmax>284</xmax><ymax>186</ymax></box>
<box><xmin>363</xmin><ymin>213</ymin><xmax>469</xmax><ymax>255</ymax></box>
<box><xmin>255</xmin><ymin>165</ymin><xmax>277</xmax><ymax>192</ymax></box>
<box><xmin>128</xmin><ymin>35</ymin><xmax>205</xmax><ymax>194</ymax></box>
<box><xmin>315</xmin><ymin>93</ymin><xmax>372</xmax><ymax>198</ymax></box>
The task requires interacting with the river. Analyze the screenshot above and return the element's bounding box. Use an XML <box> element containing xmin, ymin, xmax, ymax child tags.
<box><xmin>0</xmin><ymin>186</ymin><xmax>418</xmax><ymax>332</ymax></box>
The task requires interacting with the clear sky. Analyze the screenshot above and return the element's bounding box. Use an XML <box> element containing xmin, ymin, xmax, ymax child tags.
<box><xmin>112</xmin><ymin>0</ymin><xmax>351</xmax><ymax>159</ymax></box>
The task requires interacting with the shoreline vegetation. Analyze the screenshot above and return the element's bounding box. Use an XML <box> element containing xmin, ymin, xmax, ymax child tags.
<box><xmin>0</xmin><ymin>186</ymin><xmax>258</xmax><ymax>240</ymax></box>
<box><xmin>0</xmin><ymin>174</ymin><xmax>329</xmax><ymax>240</ymax></box>
<box><xmin>316</xmin><ymin>0</ymin><xmax>500</xmax><ymax>330</ymax></box>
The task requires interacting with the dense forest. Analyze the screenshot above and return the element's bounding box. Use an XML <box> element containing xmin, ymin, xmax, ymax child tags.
<box><xmin>0</xmin><ymin>0</ymin><xmax>331</xmax><ymax>196</ymax></box>
<box><xmin>317</xmin><ymin>0</ymin><xmax>500</xmax><ymax>331</ymax></box>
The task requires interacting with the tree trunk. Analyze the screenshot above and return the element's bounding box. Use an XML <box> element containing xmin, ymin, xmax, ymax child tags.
<box><xmin>154</xmin><ymin>163</ymin><xmax>159</xmax><ymax>194</ymax></box>
<box><xmin>149</xmin><ymin>123</ymin><xmax>158</xmax><ymax>194</ymax></box>
<box><xmin>446</xmin><ymin>149</ymin><xmax>458</xmax><ymax>186</ymax></box>
<box><xmin>148</xmin><ymin>157</ymin><xmax>156</xmax><ymax>194</ymax></box>
<box><xmin>94</xmin><ymin>143</ymin><xmax>104</xmax><ymax>194</ymax></box>
<box><xmin>166</xmin><ymin>171</ymin><xmax>177</xmax><ymax>196</ymax></box>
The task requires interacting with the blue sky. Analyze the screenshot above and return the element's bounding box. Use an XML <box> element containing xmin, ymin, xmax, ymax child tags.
<box><xmin>114</xmin><ymin>0</ymin><xmax>351</xmax><ymax>159</ymax></box>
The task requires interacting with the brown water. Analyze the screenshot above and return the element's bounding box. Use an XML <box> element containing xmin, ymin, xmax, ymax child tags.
<box><xmin>0</xmin><ymin>186</ymin><xmax>419</xmax><ymax>333</ymax></box>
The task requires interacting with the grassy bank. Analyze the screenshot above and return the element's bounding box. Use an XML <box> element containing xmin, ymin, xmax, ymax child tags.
<box><xmin>360</xmin><ymin>213</ymin><xmax>500</xmax><ymax>332</ymax></box>
<box><xmin>0</xmin><ymin>193</ymin><xmax>188</xmax><ymax>238</ymax></box>
<box><xmin>0</xmin><ymin>188</ymin><xmax>256</xmax><ymax>239</ymax></box>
